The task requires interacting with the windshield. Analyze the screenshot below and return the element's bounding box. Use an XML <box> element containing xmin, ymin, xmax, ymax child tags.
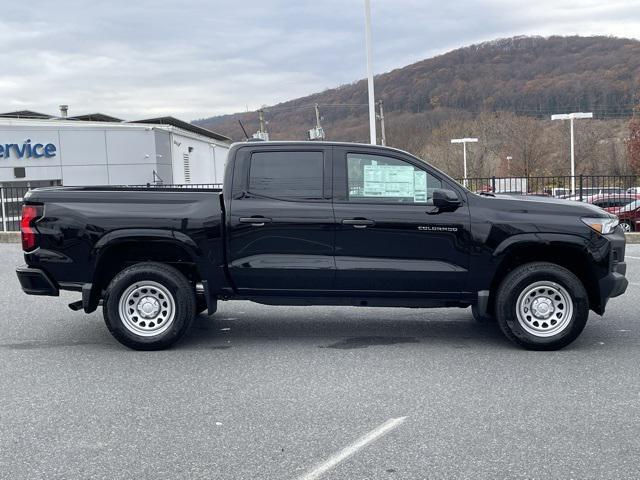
<box><xmin>620</xmin><ymin>200</ymin><xmax>640</xmax><ymax>212</ymax></box>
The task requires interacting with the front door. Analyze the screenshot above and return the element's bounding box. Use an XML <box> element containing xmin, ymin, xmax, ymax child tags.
<box><xmin>332</xmin><ymin>147</ymin><xmax>471</xmax><ymax>297</ymax></box>
<box><xmin>227</xmin><ymin>146</ymin><xmax>335</xmax><ymax>294</ymax></box>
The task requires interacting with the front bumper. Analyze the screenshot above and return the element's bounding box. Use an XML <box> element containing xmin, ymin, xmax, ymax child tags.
<box><xmin>599</xmin><ymin>261</ymin><xmax>628</xmax><ymax>299</ymax></box>
<box><xmin>16</xmin><ymin>266</ymin><xmax>59</xmax><ymax>296</ymax></box>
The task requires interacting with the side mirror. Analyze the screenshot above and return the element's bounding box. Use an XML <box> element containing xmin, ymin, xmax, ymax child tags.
<box><xmin>432</xmin><ymin>189</ymin><xmax>461</xmax><ymax>210</ymax></box>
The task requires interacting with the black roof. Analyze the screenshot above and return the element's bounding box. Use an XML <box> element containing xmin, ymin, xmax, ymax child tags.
<box><xmin>130</xmin><ymin>116</ymin><xmax>231</xmax><ymax>142</ymax></box>
<box><xmin>0</xmin><ymin>110</ymin><xmax>54</xmax><ymax>119</ymax></box>
<box><xmin>68</xmin><ymin>113</ymin><xmax>123</xmax><ymax>122</ymax></box>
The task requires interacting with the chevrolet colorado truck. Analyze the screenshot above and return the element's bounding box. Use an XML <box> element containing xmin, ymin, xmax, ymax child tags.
<box><xmin>16</xmin><ymin>141</ymin><xmax>628</xmax><ymax>350</ymax></box>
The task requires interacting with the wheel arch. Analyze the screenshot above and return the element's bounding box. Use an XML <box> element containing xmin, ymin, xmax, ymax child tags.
<box><xmin>85</xmin><ymin>230</ymin><xmax>205</xmax><ymax>313</ymax></box>
<box><xmin>488</xmin><ymin>234</ymin><xmax>602</xmax><ymax>315</ymax></box>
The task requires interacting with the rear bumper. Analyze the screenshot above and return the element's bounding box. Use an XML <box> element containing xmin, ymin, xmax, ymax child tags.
<box><xmin>16</xmin><ymin>266</ymin><xmax>59</xmax><ymax>296</ymax></box>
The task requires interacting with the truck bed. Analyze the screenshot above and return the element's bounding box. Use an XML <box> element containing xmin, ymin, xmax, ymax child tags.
<box><xmin>23</xmin><ymin>186</ymin><xmax>226</xmax><ymax>295</ymax></box>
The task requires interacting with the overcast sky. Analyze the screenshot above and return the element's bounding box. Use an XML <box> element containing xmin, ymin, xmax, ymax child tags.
<box><xmin>1</xmin><ymin>0</ymin><xmax>639</xmax><ymax>121</ymax></box>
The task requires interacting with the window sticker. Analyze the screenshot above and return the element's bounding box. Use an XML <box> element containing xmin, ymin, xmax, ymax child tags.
<box><xmin>363</xmin><ymin>164</ymin><xmax>415</xmax><ymax>197</ymax></box>
<box><xmin>413</xmin><ymin>170</ymin><xmax>427</xmax><ymax>202</ymax></box>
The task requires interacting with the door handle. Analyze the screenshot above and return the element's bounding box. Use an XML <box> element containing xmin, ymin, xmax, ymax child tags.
<box><xmin>239</xmin><ymin>217</ymin><xmax>272</xmax><ymax>226</ymax></box>
<box><xmin>342</xmin><ymin>219</ymin><xmax>375</xmax><ymax>228</ymax></box>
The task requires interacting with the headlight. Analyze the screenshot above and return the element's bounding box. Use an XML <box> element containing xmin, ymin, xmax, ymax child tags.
<box><xmin>581</xmin><ymin>217</ymin><xmax>619</xmax><ymax>234</ymax></box>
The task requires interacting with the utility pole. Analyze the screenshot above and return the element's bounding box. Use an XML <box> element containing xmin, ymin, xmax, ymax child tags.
<box><xmin>451</xmin><ymin>138</ymin><xmax>479</xmax><ymax>188</ymax></box>
<box><xmin>551</xmin><ymin>112</ymin><xmax>593</xmax><ymax>194</ymax></box>
<box><xmin>377</xmin><ymin>100</ymin><xmax>386</xmax><ymax>146</ymax></box>
<box><xmin>308</xmin><ymin>103</ymin><xmax>326</xmax><ymax>140</ymax></box>
<box><xmin>315</xmin><ymin>103</ymin><xmax>322</xmax><ymax>130</ymax></box>
<box><xmin>364</xmin><ymin>0</ymin><xmax>376</xmax><ymax>145</ymax></box>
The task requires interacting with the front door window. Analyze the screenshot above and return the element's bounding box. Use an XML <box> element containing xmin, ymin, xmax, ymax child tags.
<box><xmin>346</xmin><ymin>153</ymin><xmax>442</xmax><ymax>204</ymax></box>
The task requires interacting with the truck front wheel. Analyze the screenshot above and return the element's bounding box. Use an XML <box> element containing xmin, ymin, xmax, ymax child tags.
<box><xmin>495</xmin><ymin>262</ymin><xmax>589</xmax><ymax>350</ymax></box>
<box><xmin>103</xmin><ymin>262</ymin><xmax>196</xmax><ymax>350</ymax></box>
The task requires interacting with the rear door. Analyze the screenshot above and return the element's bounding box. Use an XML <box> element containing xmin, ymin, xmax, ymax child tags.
<box><xmin>226</xmin><ymin>145</ymin><xmax>335</xmax><ymax>294</ymax></box>
<box><xmin>332</xmin><ymin>146</ymin><xmax>471</xmax><ymax>297</ymax></box>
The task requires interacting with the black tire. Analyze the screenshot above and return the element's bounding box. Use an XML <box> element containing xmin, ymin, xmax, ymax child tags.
<box><xmin>495</xmin><ymin>262</ymin><xmax>589</xmax><ymax>350</ymax></box>
<box><xmin>471</xmin><ymin>305</ymin><xmax>495</xmax><ymax>323</ymax></box>
<box><xmin>103</xmin><ymin>262</ymin><xmax>196</xmax><ymax>350</ymax></box>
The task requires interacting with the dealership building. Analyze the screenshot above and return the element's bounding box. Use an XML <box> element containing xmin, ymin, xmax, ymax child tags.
<box><xmin>0</xmin><ymin>110</ymin><xmax>231</xmax><ymax>188</ymax></box>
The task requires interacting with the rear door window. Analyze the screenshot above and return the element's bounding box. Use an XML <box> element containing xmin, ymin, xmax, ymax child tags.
<box><xmin>248</xmin><ymin>151</ymin><xmax>323</xmax><ymax>200</ymax></box>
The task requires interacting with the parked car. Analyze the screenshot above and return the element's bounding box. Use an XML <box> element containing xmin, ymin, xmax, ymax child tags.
<box><xmin>626</xmin><ymin>187</ymin><xmax>640</xmax><ymax>194</ymax></box>
<box><xmin>617</xmin><ymin>199</ymin><xmax>640</xmax><ymax>232</ymax></box>
<box><xmin>16</xmin><ymin>141</ymin><xmax>628</xmax><ymax>351</ymax></box>
<box><xmin>563</xmin><ymin>187</ymin><xmax>625</xmax><ymax>201</ymax></box>
<box><xmin>588</xmin><ymin>194</ymin><xmax>640</xmax><ymax>214</ymax></box>
<box><xmin>551</xmin><ymin>188</ymin><xmax>571</xmax><ymax>198</ymax></box>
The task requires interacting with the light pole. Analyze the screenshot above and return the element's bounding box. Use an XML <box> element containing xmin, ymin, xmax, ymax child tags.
<box><xmin>451</xmin><ymin>138</ymin><xmax>478</xmax><ymax>187</ymax></box>
<box><xmin>364</xmin><ymin>0</ymin><xmax>376</xmax><ymax>145</ymax></box>
<box><xmin>506</xmin><ymin>155</ymin><xmax>513</xmax><ymax>174</ymax></box>
<box><xmin>377</xmin><ymin>100</ymin><xmax>386</xmax><ymax>146</ymax></box>
<box><xmin>551</xmin><ymin>112</ymin><xmax>593</xmax><ymax>194</ymax></box>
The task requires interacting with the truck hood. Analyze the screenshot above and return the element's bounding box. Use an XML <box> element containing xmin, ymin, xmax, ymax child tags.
<box><xmin>485</xmin><ymin>194</ymin><xmax>611</xmax><ymax>218</ymax></box>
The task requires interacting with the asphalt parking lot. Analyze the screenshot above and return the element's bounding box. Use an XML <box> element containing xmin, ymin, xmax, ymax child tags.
<box><xmin>1</xmin><ymin>243</ymin><xmax>640</xmax><ymax>480</ymax></box>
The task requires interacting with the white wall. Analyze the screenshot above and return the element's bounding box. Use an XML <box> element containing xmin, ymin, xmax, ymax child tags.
<box><xmin>0</xmin><ymin>128</ymin><xmax>62</xmax><ymax>182</ymax></box>
<box><xmin>0</xmin><ymin>120</ymin><xmax>229</xmax><ymax>186</ymax></box>
<box><xmin>170</xmin><ymin>131</ymin><xmax>227</xmax><ymax>185</ymax></box>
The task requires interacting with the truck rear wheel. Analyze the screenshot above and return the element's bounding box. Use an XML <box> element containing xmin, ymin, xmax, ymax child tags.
<box><xmin>495</xmin><ymin>262</ymin><xmax>589</xmax><ymax>350</ymax></box>
<box><xmin>103</xmin><ymin>262</ymin><xmax>196</xmax><ymax>350</ymax></box>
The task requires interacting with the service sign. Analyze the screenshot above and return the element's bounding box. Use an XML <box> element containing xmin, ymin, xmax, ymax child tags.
<box><xmin>0</xmin><ymin>139</ymin><xmax>57</xmax><ymax>159</ymax></box>
<box><xmin>0</xmin><ymin>130</ymin><xmax>60</xmax><ymax>171</ymax></box>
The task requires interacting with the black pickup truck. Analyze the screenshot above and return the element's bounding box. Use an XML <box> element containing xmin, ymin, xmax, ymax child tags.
<box><xmin>16</xmin><ymin>141</ymin><xmax>628</xmax><ymax>350</ymax></box>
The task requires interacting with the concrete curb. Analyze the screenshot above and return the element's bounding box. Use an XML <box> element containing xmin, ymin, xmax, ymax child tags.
<box><xmin>626</xmin><ymin>233</ymin><xmax>640</xmax><ymax>244</ymax></box>
<box><xmin>0</xmin><ymin>232</ymin><xmax>20</xmax><ymax>243</ymax></box>
<box><xmin>1</xmin><ymin>231</ymin><xmax>640</xmax><ymax>244</ymax></box>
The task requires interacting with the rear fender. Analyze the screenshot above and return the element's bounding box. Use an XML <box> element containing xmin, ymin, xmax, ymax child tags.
<box><xmin>84</xmin><ymin>229</ymin><xmax>207</xmax><ymax>313</ymax></box>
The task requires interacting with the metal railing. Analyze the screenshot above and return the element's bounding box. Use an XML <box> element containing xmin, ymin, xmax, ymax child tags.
<box><xmin>0</xmin><ymin>185</ymin><xmax>30</xmax><ymax>232</ymax></box>
<box><xmin>458</xmin><ymin>175</ymin><xmax>640</xmax><ymax>200</ymax></box>
<box><xmin>131</xmin><ymin>183</ymin><xmax>223</xmax><ymax>190</ymax></box>
<box><xmin>2</xmin><ymin>177</ymin><xmax>640</xmax><ymax>232</ymax></box>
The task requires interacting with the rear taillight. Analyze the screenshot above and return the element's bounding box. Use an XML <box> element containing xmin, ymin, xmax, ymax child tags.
<box><xmin>21</xmin><ymin>205</ymin><xmax>43</xmax><ymax>252</ymax></box>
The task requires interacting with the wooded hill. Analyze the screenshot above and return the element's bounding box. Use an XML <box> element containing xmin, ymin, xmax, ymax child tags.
<box><xmin>194</xmin><ymin>36</ymin><xmax>640</xmax><ymax>177</ymax></box>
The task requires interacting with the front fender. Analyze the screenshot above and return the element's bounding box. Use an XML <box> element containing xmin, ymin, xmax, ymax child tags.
<box><xmin>493</xmin><ymin>233</ymin><xmax>591</xmax><ymax>258</ymax></box>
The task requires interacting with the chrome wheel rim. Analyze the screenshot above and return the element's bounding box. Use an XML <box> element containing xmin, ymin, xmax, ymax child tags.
<box><xmin>516</xmin><ymin>281</ymin><xmax>573</xmax><ymax>337</ymax></box>
<box><xmin>621</xmin><ymin>222</ymin><xmax>631</xmax><ymax>232</ymax></box>
<box><xmin>118</xmin><ymin>281</ymin><xmax>176</xmax><ymax>337</ymax></box>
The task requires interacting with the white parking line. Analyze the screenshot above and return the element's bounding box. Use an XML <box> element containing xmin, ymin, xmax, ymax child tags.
<box><xmin>629</xmin><ymin>282</ymin><xmax>640</xmax><ymax>287</ymax></box>
<box><xmin>296</xmin><ymin>416</ymin><xmax>407</xmax><ymax>480</ymax></box>
<box><xmin>626</xmin><ymin>256</ymin><xmax>640</xmax><ymax>260</ymax></box>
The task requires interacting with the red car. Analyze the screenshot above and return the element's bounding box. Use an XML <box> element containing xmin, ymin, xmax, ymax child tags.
<box><xmin>589</xmin><ymin>194</ymin><xmax>640</xmax><ymax>215</ymax></box>
<box><xmin>617</xmin><ymin>199</ymin><xmax>640</xmax><ymax>232</ymax></box>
